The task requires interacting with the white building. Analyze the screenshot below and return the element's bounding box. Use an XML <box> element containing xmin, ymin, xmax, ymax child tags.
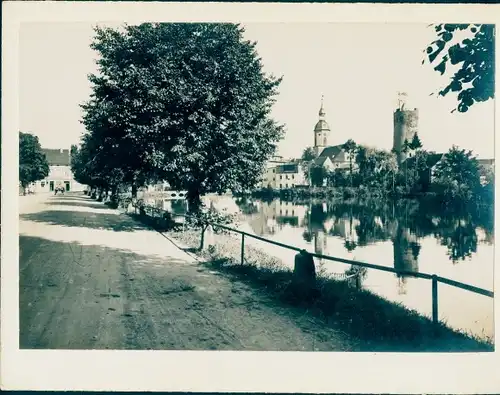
<box><xmin>34</xmin><ymin>148</ymin><xmax>86</xmax><ymax>193</ymax></box>
<box><xmin>260</xmin><ymin>161</ymin><xmax>308</xmax><ymax>189</ymax></box>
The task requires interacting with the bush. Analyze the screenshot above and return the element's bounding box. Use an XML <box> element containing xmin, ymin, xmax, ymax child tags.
<box><xmin>185</xmin><ymin>204</ymin><xmax>237</xmax><ymax>234</ymax></box>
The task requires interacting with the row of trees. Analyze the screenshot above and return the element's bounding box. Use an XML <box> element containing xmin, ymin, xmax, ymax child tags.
<box><xmin>299</xmin><ymin>136</ymin><xmax>493</xmax><ymax>205</ymax></box>
<box><xmin>19</xmin><ymin>132</ymin><xmax>49</xmax><ymax>194</ymax></box>
<box><xmin>70</xmin><ymin>22</ymin><xmax>493</xmax><ymax>211</ymax></box>
<box><xmin>71</xmin><ymin>23</ymin><xmax>284</xmax><ymax>212</ymax></box>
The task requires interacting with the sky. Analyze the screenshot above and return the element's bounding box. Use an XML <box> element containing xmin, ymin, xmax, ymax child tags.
<box><xmin>19</xmin><ymin>22</ymin><xmax>495</xmax><ymax>159</ymax></box>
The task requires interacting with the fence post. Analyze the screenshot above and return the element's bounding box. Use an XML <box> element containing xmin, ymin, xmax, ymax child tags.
<box><xmin>432</xmin><ymin>275</ymin><xmax>438</xmax><ymax>325</ymax></box>
<box><xmin>241</xmin><ymin>233</ymin><xmax>245</xmax><ymax>265</ymax></box>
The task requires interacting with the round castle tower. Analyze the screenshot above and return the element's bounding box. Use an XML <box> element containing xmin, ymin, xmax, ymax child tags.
<box><xmin>314</xmin><ymin>96</ymin><xmax>330</xmax><ymax>157</ymax></box>
<box><xmin>392</xmin><ymin>93</ymin><xmax>419</xmax><ymax>165</ymax></box>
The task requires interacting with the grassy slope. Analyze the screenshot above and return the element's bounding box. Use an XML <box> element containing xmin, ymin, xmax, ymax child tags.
<box><xmin>123</xmin><ymin>206</ymin><xmax>493</xmax><ymax>352</ymax></box>
<box><xmin>164</xmin><ymin>227</ymin><xmax>493</xmax><ymax>352</ymax></box>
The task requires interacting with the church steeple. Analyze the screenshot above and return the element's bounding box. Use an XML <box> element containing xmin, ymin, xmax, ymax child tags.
<box><xmin>314</xmin><ymin>95</ymin><xmax>330</xmax><ymax>157</ymax></box>
<box><xmin>319</xmin><ymin>95</ymin><xmax>326</xmax><ymax>119</ymax></box>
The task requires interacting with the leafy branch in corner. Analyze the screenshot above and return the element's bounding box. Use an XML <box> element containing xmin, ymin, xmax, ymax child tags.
<box><xmin>424</xmin><ymin>24</ymin><xmax>494</xmax><ymax>113</ymax></box>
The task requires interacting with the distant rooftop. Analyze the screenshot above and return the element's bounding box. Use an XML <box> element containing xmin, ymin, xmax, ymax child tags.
<box><xmin>42</xmin><ymin>148</ymin><xmax>70</xmax><ymax>166</ymax></box>
<box><xmin>404</xmin><ymin>153</ymin><xmax>444</xmax><ymax>168</ymax></box>
<box><xmin>478</xmin><ymin>159</ymin><xmax>495</xmax><ymax>165</ymax></box>
<box><xmin>276</xmin><ymin>163</ymin><xmax>299</xmax><ymax>174</ymax></box>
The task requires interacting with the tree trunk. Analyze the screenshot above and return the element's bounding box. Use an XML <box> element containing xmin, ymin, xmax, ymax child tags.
<box><xmin>349</xmin><ymin>159</ymin><xmax>353</xmax><ymax>187</ymax></box>
<box><xmin>199</xmin><ymin>224</ymin><xmax>208</xmax><ymax>251</ymax></box>
<box><xmin>131</xmin><ymin>183</ymin><xmax>138</xmax><ymax>199</ymax></box>
<box><xmin>187</xmin><ymin>190</ymin><xmax>202</xmax><ymax>214</ymax></box>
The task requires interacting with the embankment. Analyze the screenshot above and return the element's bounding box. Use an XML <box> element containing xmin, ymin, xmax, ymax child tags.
<box><xmin>121</xmin><ymin>202</ymin><xmax>493</xmax><ymax>352</ymax></box>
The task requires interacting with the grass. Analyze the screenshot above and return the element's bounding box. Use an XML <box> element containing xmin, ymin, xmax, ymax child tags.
<box><xmin>125</xmin><ymin>206</ymin><xmax>494</xmax><ymax>352</ymax></box>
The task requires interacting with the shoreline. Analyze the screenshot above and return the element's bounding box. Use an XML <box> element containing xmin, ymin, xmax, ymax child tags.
<box><xmin>119</xmin><ymin>201</ymin><xmax>493</xmax><ymax>352</ymax></box>
<box><xmin>165</xmin><ymin>227</ymin><xmax>494</xmax><ymax>351</ymax></box>
<box><xmin>247</xmin><ymin>186</ymin><xmax>494</xmax><ymax>208</ymax></box>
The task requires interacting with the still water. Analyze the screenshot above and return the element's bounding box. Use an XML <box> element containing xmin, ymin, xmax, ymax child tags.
<box><xmin>146</xmin><ymin>194</ymin><xmax>495</xmax><ymax>340</ymax></box>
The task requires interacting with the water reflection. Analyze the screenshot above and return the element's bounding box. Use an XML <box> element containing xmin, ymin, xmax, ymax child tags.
<box><xmin>231</xmin><ymin>197</ymin><xmax>494</xmax><ymax>338</ymax></box>
<box><xmin>148</xmin><ymin>195</ymin><xmax>493</xmax><ymax>269</ymax></box>
<box><xmin>146</xmin><ymin>194</ymin><xmax>494</xmax><ymax>339</ymax></box>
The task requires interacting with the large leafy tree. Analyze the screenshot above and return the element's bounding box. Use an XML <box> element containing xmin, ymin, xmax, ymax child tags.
<box><xmin>355</xmin><ymin>146</ymin><xmax>397</xmax><ymax>190</ymax></box>
<box><xmin>300</xmin><ymin>147</ymin><xmax>317</xmax><ymax>185</ymax></box>
<box><xmin>19</xmin><ymin>132</ymin><xmax>49</xmax><ymax>193</ymax></box>
<box><xmin>341</xmin><ymin>139</ymin><xmax>357</xmax><ymax>187</ymax></box>
<box><xmin>432</xmin><ymin>146</ymin><xmax>482</xmax><ymax>202</ymax></box>
<box><xmin>81</xmin><ymin>23</ymin><xmax>283</xmax><ymax>211</ymax></box>
<box><xmin>310</xmin><ymin>164</ymin><xmax>325</xmax><ymax>187</ymax></box>
<box><xmin>425</xmin><ymin>24</ymin><xmax>494</xmax><ymax>113</ymax></box>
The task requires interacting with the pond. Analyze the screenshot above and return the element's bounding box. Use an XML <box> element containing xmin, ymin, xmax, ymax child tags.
<box><xmin>145</xmin><ymin>194</ymin><xmax>495</xmax><ymax>340</ymax></box>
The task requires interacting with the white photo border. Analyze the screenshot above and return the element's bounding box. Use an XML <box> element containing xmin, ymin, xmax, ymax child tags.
<box><xmin>2</xmin><ymin>2</ymin><xmax>499</xmax><ymax>393</ymax></box>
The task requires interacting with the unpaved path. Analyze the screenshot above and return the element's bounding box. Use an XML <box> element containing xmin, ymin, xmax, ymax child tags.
<box><xmin>19</xmin><ymin>193</ymin><xmax>358</xmax><ymax>350</ymax></box>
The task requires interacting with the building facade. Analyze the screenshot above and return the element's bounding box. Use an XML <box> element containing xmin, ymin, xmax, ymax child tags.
<box><xmin>34</xmin><ymin>148</ymin><xmax>86</xmax><ymax>193</ymax></box>
<box><xmin>393</xmin><ymin>101</ymin><xmax>419</xmax><ymax>166</ymax></box>
<box><xmin>260</xmin><ymin>161</ymin><xmax>308</xmax><ymax>189</ymax></box>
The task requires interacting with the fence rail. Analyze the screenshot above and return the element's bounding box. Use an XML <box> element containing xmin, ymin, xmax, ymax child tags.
<box><xmin>128</xmin><ymin>201</ymin><xmax>494</xmax><ymax>325</ymax></box>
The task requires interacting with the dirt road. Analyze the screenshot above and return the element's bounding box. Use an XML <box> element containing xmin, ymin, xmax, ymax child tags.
<box><xmin>19</xmin><ymin>193</ymin><xmax>358</xmax><ymax>350</ymax></box>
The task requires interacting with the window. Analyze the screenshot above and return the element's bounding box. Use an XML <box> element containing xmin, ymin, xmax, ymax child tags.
<box><xmin>273</xmin><ymin>169</ymin><xmax>275</xmax><ymax>173</ymax></box>
<box><xmin>286</xmin><ymin>184</ymin><xmax>288</xmax><ymax>188</ymax></box>
<box><xmin>41</xmin><ymin>182</ymin><xmax>45</xmax><ymax>187</ymax></box>
<box><xmin>286</xmin><ymin>210</ymin><xmax>288</xmax><ymax>215</ymax></box>
<box><xmin>292</xmin><ymin>175</ymin><xmax>295</xmax><ymax>179</ymax></box>
<box><xmin>280</xmin><ymin>184</ymin><xmax>282</xmax><ymax>189</ymax></box>
<box><xmin>280</xmin><ymin>175</ymin><xmax>282</xmax><ymax>180</ymax></box>
<box><xmin>292</xmin><ymin>210</ymin><xmax>295</xmax><ymax>215</ymax></box>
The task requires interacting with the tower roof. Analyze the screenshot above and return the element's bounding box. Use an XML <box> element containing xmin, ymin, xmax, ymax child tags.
<box><xmin>314</xmin><ymin>119</ymin><xmax>330</xmax><ymax>132</ymax></box>
<box><xmin>315</xmin><ymin>95</ymin><xmax>330</xmax><ymax>132</ymax></box>
<box><xmin>319</xmin><ymin>95</ymin><xmax>326</xmax><ymax>117</ymax></box>
<box><xmin>42</xmin><ymin>148</ymin><xmax>71</xmax><ymax>166</ymax></box>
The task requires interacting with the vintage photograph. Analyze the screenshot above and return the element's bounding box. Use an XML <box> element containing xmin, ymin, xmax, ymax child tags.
<box><xmin>17</xmin><ymin>20</ymin><xmax>494</xmax><ymax>353</ymax></box>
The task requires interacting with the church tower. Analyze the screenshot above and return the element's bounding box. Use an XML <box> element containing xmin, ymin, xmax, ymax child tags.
<box><xmin>314</xmin><ymin>96</ymin><xmax>330</xmax><ymax>157</ymax></box>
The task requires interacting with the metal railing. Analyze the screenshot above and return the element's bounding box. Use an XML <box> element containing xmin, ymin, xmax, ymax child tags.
<box><xmin>127</xmin><ymin>201</ymin><xmax>494</xmax><ymax>325</ymax></box>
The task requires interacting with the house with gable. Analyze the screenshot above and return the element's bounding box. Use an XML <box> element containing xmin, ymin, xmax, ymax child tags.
<box><xmin>404</xmin><ymin>154</ymin><xmax>494</xmax><ymax>188</ymax></box>
<box><xmin>403</xmin><ymin>152</ymin><xmax>444</xmax><ymax>190</ymax></box>
<box><xmin>34</xmin><ymin>148</ymin><xmax>86</xmax><ymax>193</ymax></box>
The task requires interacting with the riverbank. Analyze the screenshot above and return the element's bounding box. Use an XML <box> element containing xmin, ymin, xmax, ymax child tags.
<box><xmin>250</xmin><ymin>186</ymin><xmax>494</xmax><ymax>210</ymax></box>
<box><xmin>124</xmin><ymin>205</ymin><xmax>494</xmax><ymax>351</ymax></box>
<box><xmin>163</xmin><ymin>227</ymin><xmax>493</xmax><ymax>351</ymax></box>
<box><xmin>251</xmin><ymin>186</ymin><xmax>386</xmax><ymax>201</ymax></box>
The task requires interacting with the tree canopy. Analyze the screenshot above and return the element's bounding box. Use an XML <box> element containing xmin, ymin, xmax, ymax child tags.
<box><xmin>300</xmin><ymin>147</ymin><xmax>317</xmax><ymax>185</ymax></box>
<box><xmin>425</xmin><ymin>24</ymin><xmax>494</xmax><ymax>113</ymax></box>
<box><xmin>433</xmin><ymin>146</ymin><xmax>482</xmax><ymax>202</ymax></box>
<box><xmin>19</xmin><ymin>132</ymin><xmax>49</xmax><ymax>190</ymax></box>
<box><xmin>79</xmin><ymin>23</ymin><xmax>284</xmax><ymax>210</ymax></box>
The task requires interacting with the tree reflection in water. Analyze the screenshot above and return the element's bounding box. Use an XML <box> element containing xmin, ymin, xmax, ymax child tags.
<box><xmin>228</xmin><ymin>196</ymin><xmax>492</xmax><ymax>268</ymax></box>
<box><xmin>193</xmin><ymin>198</ymin><xmax>494</xmax><ymax>276</ymax></box>
<box><xmin>344</xmin><ymin>240</ymin><xmax>357</xmax><ymax>252</ymax></box>
<box><xmin>433</xmin><ymin>217</ymin><xmax>478</xmax><ymax>263</ymax></box>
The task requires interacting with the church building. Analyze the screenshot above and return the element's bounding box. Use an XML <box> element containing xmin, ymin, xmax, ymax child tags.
<box><xmin>311</xmin><ymin>97</ymin><xmax>353</xmax><ymax>172</ymax></box>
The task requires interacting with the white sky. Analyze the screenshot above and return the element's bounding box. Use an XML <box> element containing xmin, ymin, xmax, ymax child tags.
<box><xmin>19</xmin><ymin>22</ymin><xmax>495</xmax><ymax>159</ymax></box>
